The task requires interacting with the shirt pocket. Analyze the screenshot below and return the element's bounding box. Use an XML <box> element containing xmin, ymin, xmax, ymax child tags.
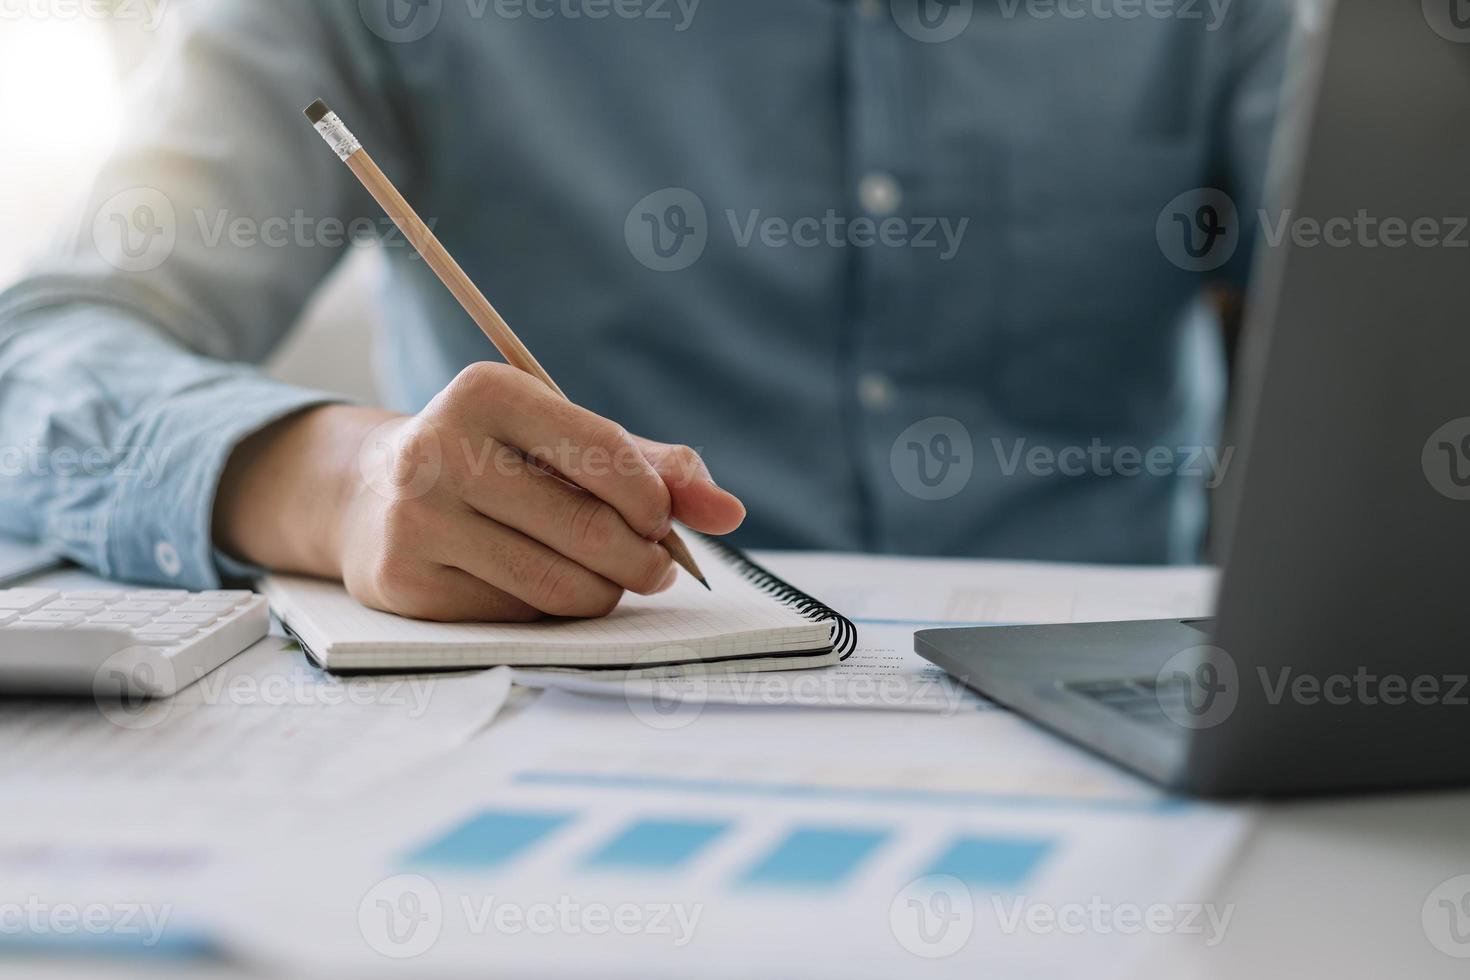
<box><xmin>985</xmin><ymin>137</ymin><xmax>1208</xmax><ymax>435</ymax></box>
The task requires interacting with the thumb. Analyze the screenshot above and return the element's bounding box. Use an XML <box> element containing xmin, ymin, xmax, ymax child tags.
<box><xmin>636</xmin><ymin>439</ymin><xmax>745</xmax><ymax>535</ymax></box>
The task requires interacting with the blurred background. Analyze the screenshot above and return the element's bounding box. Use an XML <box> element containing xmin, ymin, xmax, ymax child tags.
<box><xmin>0</xmin><ymin>1</ymin><xmax>382</xmax><ymax>401</ymax></box>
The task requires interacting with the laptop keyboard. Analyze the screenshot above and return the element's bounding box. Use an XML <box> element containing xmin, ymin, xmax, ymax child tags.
<box><xmin>1063</xmin><ymin>677</ymin><xmax>1196</xmax><ymax>729</ymax></box>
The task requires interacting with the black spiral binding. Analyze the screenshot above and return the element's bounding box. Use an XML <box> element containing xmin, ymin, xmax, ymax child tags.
<box><xmin>698</xmin><ymin>534</ymin><xmax>858</xmax><ymax>661</ymax></box>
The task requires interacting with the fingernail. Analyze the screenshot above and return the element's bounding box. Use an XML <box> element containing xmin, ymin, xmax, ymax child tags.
<box><xmin>654</xmin><ymin>565</ymin><xmax>679</xmax><ymax>593</ymax></box>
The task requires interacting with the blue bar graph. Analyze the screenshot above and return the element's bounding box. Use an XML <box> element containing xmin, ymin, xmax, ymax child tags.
<box><xmin>923</xmin><ymin>835</ymin><xmax>1053</xmax><ymax>887</ymax></box>
<box><xmin>738</xmin><ymin>826</ymin><xmax>888</xmax><ymax>888</ymax></box>
<box><xmin>582</xmin><ymin>818</ymin><xmax>731</xmax><ymax>872</ymax></box>
<box><xmin>401</xmin><ymin>807</ymin><xmax>1056</xmax><ymax>892</ymax></box>
<box><xmin>406</xmin><ymin>810</ymin><xmax>572</xmax><ymax>870</ymax></box>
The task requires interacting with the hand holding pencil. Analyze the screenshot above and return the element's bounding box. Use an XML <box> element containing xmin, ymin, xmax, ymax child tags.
<box><xmin>212</xmin><ymin>102</ymin><xmax>745</xmax><ymax>623</ymax></box>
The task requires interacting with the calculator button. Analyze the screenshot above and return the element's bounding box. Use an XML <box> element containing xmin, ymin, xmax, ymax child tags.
<box><xmin>88</xmin><ymin>611</ymin><xmax>154</xmax><ymax>627</ymax></box>
<box><xmin>126</xmin><ymin>591</ymin><xmax>190</xmax><ymax>603</ymax></box>
<box><xmin>20</xmin><ymin>611</ymin><xmax>86</xmax><ymax>626</ymax></box>
<box><xmin>112</xmin><ymin>601</ymin><xmax>170</xmax><ymax>613</ymax></box>
<box><xmin>66</xmin><ymin>590</ymin><xmax>125</xmax><ymax>602</ymax></box>
<box><xmin>130</xmin><ymin>635</ymin><xmax>183</xmax><ymax>646</ymax></box>
<box><xmin>44</xmin><ymin>599</ymin><xmax>107</xmax><ymax>613</ymax></box>
<box><xmin>175</xmin><ymin>600</ymin><xmax>236</xmax><ymax>615</ymax></box>
<box><xmin>0</xmin><ymin>590</ymin><xmax>59</xmax><ymax>612</ymax></box>
<box><xmin>198</xmin><ymin>591</ymin><xmax>252</xmax><ymax>604</ymax></box>
<box><xmin>157</xmin><ymin>612</ymin><xmax>217</xmax><ymax>626</ymax></box>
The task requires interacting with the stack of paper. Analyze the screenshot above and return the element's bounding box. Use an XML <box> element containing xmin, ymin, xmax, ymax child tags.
<box><xmin>201</xmin><ymin>689</ymin><xmax>1249</xmax><ymax>979</ymax></box>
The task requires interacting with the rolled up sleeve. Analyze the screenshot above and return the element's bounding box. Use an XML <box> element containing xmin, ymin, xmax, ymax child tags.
<box><xmin>0</xmin><ymin>306</ymin><xmax>337</xmax><ymax>587</ymax></box>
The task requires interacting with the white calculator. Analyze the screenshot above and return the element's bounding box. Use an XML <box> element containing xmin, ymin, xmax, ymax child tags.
<box><xmin>0</xmin><ymin>588</ymin><xmax>269</xmax><ymax>697</ymax></box>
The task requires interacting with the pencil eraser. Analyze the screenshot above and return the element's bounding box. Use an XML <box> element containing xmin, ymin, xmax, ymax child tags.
<box><xmin>304</xmin><ymin>99</ymin><xmax>331</xmax><ymax>124</ymax></box>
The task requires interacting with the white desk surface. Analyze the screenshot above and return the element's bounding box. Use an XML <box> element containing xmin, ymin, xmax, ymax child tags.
<box><xmin>3</xmin><ymin>552</ymin><xmax>1466</xmax><ymax>979</ymax></box>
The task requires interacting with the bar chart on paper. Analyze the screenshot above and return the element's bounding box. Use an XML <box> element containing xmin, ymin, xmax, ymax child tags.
<box><xmin>404</xmin><ymin>806</ymin><xmax>1057</xmax><ymax>895</ymax></box>
<box><xmin>216</xmin><ymin>757</ymin><xmax>1248</xmax><ymax>980</ymax></box>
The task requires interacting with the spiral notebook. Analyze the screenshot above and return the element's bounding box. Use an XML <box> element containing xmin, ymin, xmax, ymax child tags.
<box><xmin>260</xmin><ymin>534</ymin><xmax>856</xmax><ymax>674</ymax></box>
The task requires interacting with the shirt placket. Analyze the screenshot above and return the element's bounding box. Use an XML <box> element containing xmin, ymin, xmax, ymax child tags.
<box><xmin>845</xmin><ymin>0</ymin><xmax>921</xmax><ymax>552</ymax></box>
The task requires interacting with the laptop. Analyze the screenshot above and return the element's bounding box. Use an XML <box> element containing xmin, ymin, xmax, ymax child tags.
<box><xmin>915</xmin><ymin>0</ymin><xmax>1470</xmax><ymax>798</ymax></box>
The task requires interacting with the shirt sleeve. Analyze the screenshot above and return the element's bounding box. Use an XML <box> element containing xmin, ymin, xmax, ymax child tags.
<box><xmin>0</xmin><ymin>0</ymin><xmax>414</xmax><ymax>588</ymax></box>
<box><xmin>0</xmin><ymin>306</ymin><xmax>335</xmax><ymax>587</ymax></box>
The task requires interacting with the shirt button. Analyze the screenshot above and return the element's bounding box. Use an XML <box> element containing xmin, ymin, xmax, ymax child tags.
<box><xmin>858</xmin><ymin>172</ymin><xmax>902</xmax><ymax>217</ymax></box>
<box><xmin>856</xmin><ymin>0</ymin><xmax>884</xmax><ymax>20</ymax></box>
<box><xmin>154</xmin><ymin>541</ymin><xmax>182</xmax><ymax>579</ymax></box>
<box><xmin>857</xmin><ymin>373</ymin><xmax>895</xmax><ymax>412</ymax></box>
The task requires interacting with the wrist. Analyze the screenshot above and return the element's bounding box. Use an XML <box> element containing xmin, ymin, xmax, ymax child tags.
<box><xmin>214</xmin><ymin>404</ymin><xmax>400</xmax><ymax>578</ymax></box>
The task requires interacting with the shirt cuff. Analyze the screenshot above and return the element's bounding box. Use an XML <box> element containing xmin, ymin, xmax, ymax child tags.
<box><xmin>103</xmin><ymin>378</ymin><xmax>341</xmax><ymax>589</ymax></box>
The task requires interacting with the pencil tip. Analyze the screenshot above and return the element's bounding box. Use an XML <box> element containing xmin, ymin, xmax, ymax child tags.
<box><xmin>698</xmin><ymin>576</ymin><xmax>711</xmax><ymax>591</ymax></box>
<box><xmin>303</xmin><ymin>99</ymin><xmax>331</xmax><ymax>124</ymax></box>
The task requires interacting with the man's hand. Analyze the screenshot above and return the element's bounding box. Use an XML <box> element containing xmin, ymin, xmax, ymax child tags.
<box><xmin>214</xmin><ymin>362</ymin><xmax>746</xmax><ymax>621</ymax></box>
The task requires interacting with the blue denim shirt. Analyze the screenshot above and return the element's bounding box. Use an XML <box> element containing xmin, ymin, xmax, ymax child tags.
<box><xmin>0</xmin><ymin>0</ymin><xmax>1292</xmax><ymax>588</ymax></box>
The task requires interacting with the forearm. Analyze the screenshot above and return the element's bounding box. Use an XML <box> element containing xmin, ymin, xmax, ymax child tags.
<box><xmin>0</xmin><ymin>306</ymin><xmax>337</xmax><ymax>587</ymax></box>
<box><xmin>213</xmin><ymin>404</ymin><xmax>400</xmax><ymax>579</ymax></box>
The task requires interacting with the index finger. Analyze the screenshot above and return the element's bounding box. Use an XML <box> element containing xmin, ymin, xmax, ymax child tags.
<box><xmin>456</xmin><ymin>366</ymin><xmax>674</xmax><ymax>540</ymax></box>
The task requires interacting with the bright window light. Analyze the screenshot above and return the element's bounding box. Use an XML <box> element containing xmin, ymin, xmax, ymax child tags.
<box><xmin>0</xmin><ymin>19</ymin><xmax>123</xmax><ymax>279</ymax></box>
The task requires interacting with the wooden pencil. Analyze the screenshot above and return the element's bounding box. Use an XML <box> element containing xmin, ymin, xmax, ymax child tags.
<box><xmin>303</xmin><ymin>98</ymin><xmax>710</xmax><ymax>590</ymax></box>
